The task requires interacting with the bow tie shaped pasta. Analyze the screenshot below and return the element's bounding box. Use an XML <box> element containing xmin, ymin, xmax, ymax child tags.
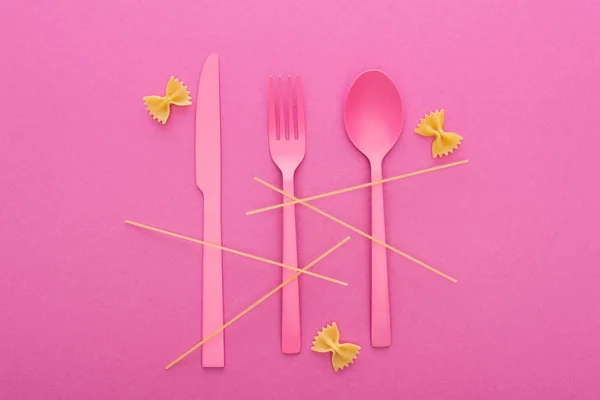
<box><xmin>143</xmin><ymin>76</ymin><xmax>192</xmax><ymax>124</ymax></box>
<box><xmin>415</xmin><ymin>109</ymin><xmax>463</xmax><ymax>158</ymax></box>
<box><xmin>311</xmin><ymin>323</ymin><xmax>360</xmax><ymax>372</ymax></box>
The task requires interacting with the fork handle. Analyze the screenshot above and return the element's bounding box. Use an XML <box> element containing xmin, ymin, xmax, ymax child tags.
<box><xmin>370</xmin><ymin>162</ymin><xmax>391</xmax><ymax>347</ymax></box>
<box><xmin>281</xmin><ymin>175</ymin><xmax>301</xmax><ymax>354</ymax></box>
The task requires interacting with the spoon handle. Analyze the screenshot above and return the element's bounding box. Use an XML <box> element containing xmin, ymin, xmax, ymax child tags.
<box><xmin>370</xmin><ymin>163</ymin><xmax>391</xmax><ymax>347</ymax></box>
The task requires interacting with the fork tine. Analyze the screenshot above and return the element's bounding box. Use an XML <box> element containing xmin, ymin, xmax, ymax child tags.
<box><xmin>287</xmin><ymin>75</ymin><xmax>296</xmax><ymax>140</ymax></box>
<box><xmin>277</xmin><ymin>76</ymin><xmax>287</xmax><ymax>140</ymax></box>
<box><xmin>268</xmin><ymin>77</ymin><xmax>277</xmax><ymax>141</ymax></box>
<box><xmin>296</xmin><ymin>75</ymin><xmax>306</xmax><ymax>140</ymax></box>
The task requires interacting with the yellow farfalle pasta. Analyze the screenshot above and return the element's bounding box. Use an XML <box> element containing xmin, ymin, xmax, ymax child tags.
<box><xmin>311</xmin><ymin>323</ymin><xmax>360</xmax><ymax>372</ymax></box>
<box><xmin>415</xmin><ymin>109</ymin><xmax>462</xmax><ymax>158</ymax></box>
<box><xmin>143</xmin><ymin>76</ymin><xmax>192</xmax><ymax>124</ymax></box>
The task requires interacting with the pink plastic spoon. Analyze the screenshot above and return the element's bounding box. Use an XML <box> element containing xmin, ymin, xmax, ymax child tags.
<box><xmin>344</xmin><ymin>70</ymin><xmax>404</xmax><ymax>347</ymax></box>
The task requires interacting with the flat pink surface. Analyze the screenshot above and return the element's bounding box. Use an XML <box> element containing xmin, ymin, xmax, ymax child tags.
<box><xmin>1</xmin><ymin>1</ymin><xmax>599</xmax><ymax>399</ymax></box>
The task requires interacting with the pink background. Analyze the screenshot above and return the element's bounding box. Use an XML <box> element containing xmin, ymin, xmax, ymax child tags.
<box><xmin>1</xmin><ymin>0</ymin><xmax>599</xmax><ymax>399</ymax></box>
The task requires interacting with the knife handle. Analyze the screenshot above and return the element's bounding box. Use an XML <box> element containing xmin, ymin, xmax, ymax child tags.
<box><xmin>281</xmin><ymin>176</ymin><xmax>301</xmax><ymax>354</ymax></box>
<box><xmin>202</xmin><ymin>192</ymin><xmax>225</xmax><ymax>367</ymax></box>
<box><xmin>370</xmin><ymin>162</ymin><xmax>391</xmax><ymax>347</ymax></box>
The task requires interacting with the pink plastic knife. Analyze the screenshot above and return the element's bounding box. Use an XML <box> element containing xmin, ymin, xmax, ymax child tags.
<box><xmin>195</xmin><ymin>53</ymin><xmax>224</xmax><ymax>367</ymax></box>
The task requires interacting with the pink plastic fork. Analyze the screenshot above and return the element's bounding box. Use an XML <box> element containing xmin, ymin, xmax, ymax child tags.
<box><xmin>268</xmin><ymin>75</ymin><xmax>306</xmax><ymax>354</ymax></box>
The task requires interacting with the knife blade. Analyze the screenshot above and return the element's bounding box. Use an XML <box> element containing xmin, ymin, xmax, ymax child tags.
<box><xmin>195</xmin><ymin>53</ymin><xmax>224</xmax><ymax>368</ymax></box>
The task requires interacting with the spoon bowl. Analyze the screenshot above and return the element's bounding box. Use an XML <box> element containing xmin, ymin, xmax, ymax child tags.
<box><xmin>344</xmin><ymin>70</ymin><xmax>404</xmax><ymax>163</ymax></box>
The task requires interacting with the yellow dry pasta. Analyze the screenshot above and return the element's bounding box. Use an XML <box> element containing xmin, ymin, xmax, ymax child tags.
<box><xmin>143</xmin><ymin>76</ymin><xmax>191</xmax><ymax>124</ymax></box>
<box><xmin>311</xmin><ymin>323</ymin><xmax>360</xmax><ymax>372</ymax></box>
<box><xmin>415</xmin><ymin>109</ymin><xmax>463</xmax><ymax>158</ymax></box>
